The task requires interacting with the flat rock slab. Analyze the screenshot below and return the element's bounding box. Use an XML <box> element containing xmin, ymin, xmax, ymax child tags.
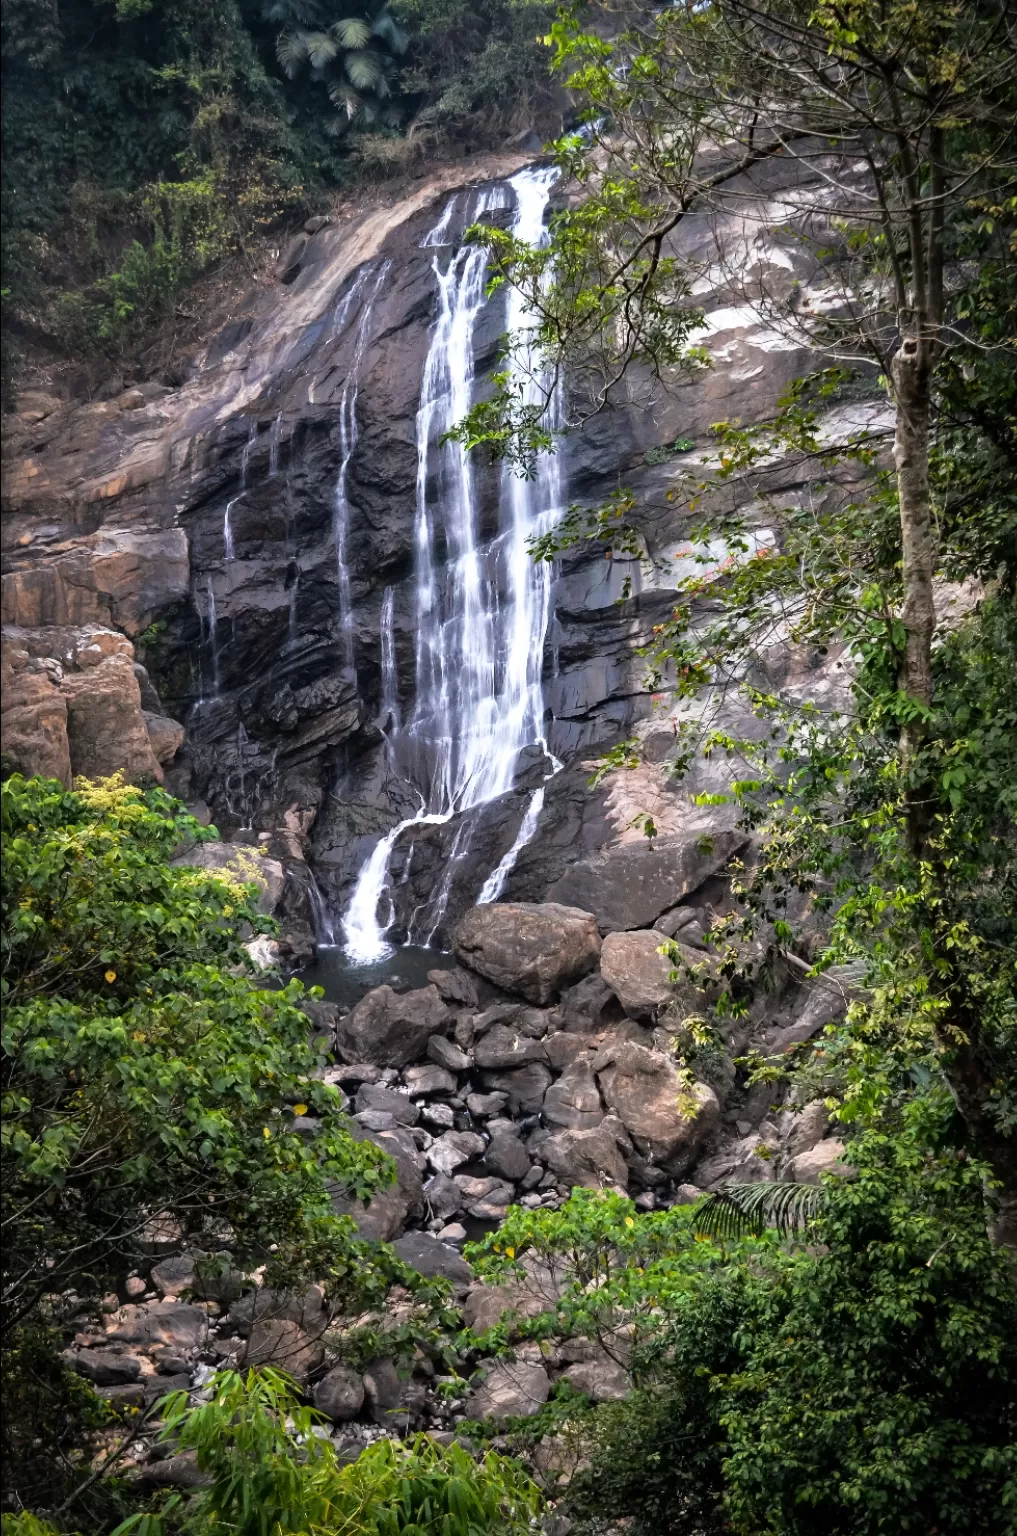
<box><xmin>545</xmin><ymin>832</ymin><xmax>746</xmax><ymax>932</ymax></box>
<box><xmin>454</xmin><ymin>903</ymin><xmax>601</xmax><ymax>1005</ymax></box>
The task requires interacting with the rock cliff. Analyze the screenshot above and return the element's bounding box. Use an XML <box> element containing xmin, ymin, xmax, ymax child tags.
<box><xmin>2</xmin><ymin>149</ymin><xmax>867</xmax><ymax>947</ymax></box>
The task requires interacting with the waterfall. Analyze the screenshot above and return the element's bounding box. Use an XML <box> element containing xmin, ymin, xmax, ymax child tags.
<box><xmin>379</xmin><ymin>586</ymin><xmax>400</xmax><ymax>737</ymax></box>
<box><xmin>334</xmin><ymin>261</ymin><xmax>391</xmax><ymax>669</ymax></box>
<box><xmin>224</xmin><ymin>420</ymin><xmax>258</xmax><ymax>561</ymax></box>
<box><xmin>342</xmin><ymin>165</ymin><xmax>564</xmax><ymax>963</ymax></box>
<box><xmin>268</xmin><ymin>412</ymin><xmax>283</xmax><ymax>478</ymax></box>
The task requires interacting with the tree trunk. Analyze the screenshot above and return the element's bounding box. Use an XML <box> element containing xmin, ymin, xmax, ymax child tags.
<box><xmin>892</xmin><ymin>335</ymin><xmax>936</xmax><ymax>724</ymax></box>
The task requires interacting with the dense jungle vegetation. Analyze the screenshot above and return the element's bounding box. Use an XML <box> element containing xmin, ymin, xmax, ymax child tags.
<box><xmin>2</xmin><ymin>0</ymin><xmax>1017</xmax><ymax>1532</ymax></box>
<box><xmin>0</xmin><ymin>0</ymin><xmax>557</xmax><ymax>385</ymax></box>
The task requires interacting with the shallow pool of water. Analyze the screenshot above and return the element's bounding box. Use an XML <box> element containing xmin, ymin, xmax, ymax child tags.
<box><xmin>298</xmin><ymin>944</ymin><xmax>460</xmax><ymax>1009</ymax></box>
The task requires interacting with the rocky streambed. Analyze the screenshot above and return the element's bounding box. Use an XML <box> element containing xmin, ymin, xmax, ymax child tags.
<box><xmin>58</xmin><ymin>896</ymin><xmax>851</xmax><ymax>1473</ymax></box>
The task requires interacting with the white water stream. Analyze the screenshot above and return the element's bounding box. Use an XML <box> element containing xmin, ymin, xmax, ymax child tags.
<box><xmin>342</xmin><ymin>164</ymin><xmax>563</xmax><ymax>962</ymax></box>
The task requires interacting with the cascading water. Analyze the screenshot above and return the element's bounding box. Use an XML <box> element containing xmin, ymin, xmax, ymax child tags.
<box><xmin>224</xmin><ymin>420</ymin><xmax>258</xmax><ymax>561</ymax></box>
<box><xmin>342</xmin><ymin>165</ymin><xmax>564</xmax><ymax>962</ymax></box>
<box><xmin>333</xmin><ymin>260</ymin><xmax>391</xmax><ymax>670</ymax></box>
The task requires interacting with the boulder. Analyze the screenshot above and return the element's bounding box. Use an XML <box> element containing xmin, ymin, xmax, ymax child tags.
<box><xmin>599</xmin><ymin>929</ymin><xmax>675</xmax><ymax>1020</ymax></box>
<box><xmin>426</xmin><ymin>1035</ymin><xmax>472</xmax><ymax>1073</ymax></box>
<box><xmin>789</xmin><ymin>1138</ymin><xmax>850</xmax><ymax>1184</ymax></box>
<box><xmin>542</xmin><ymin>1056</ymin><xmax>604</xmax><ymax>1131</ymax></box>
<box><xmin>144</xmin><ymin>711</ymin><xmax>185</xmax><ymax>766</ymax></box>
<box><xmin>64</xmin><ymin>1349</ymin><xmax>141</xmax><ymax>1387</ymax></box>
<box><xmin>596</xmin><ymin>1042</ymin><xmax>719</xmax><ymax>1175</ymax></box>
<box><xmin>542</xmin><ymin>1119</ymin><xmax>629</xmax><ymax>1190</ymax></box>
<box><xmin>466</xmin><ymin>1091</ymin><xmax>508</xmax><ymax>1119</ymax></box>
<box><xmin>563</xmin><ymin>1357</ymin><xmax>630</xmax><ymax>1403</ymax></box>
<box><xmin>545</xmin><ymin>832</ymin><xmax>746</xmax><ymax>933</ymax></box>
<box><xmin>241</xmin><ymin>1319</ymin><xmax>324</xmax><ymax>1382</ymax></box>
<box><xmin>403</xmin><ymin>1063</ymin><xmax>458</xmax><ymax>1097</ymax></box>
<box><xmin>558</xmin><ymin>973</ymin><xmax>622</xmax><ymax>1033</ymax></box>
<box><xmin>426</xmin><ymin>1130</ymin><xmax>487</xmax><ymax>1176</ymax></box>
<box><xmin>330</xmin><ymin>1126</ymin><xmax>424</xmax><ymax>1241</ymax></box>
<box><xmin>473</xmin><ymin>1025</ymin><xmax>549</xmax><ymax>1071</ymax></box>
<box><xmin>785</xmin><ymin>1100</ymin><xmax>830</xmax><ymax>1157</ymax></box>
<box><xmin>336</xmin><ymin>985</ymin><xmax>449</xmax><ymax>1067</ymax></box>
<box><xmin>363</xmin><ymin>1358</ymin><xmax>424</xmax><ymax>1427</ymax></box>
<box><xmin>227</xmin><ymin>1285</ymin><xmax>327</xmax><ymax>1339</ymax></box>
<box><xmin>313</xmin><ymin>1365</ymin><xmax>365</xmax><ymax>1422</ymax></box>
<box><xmin>420</xmin><ymin>1102</ymin><xmax>455</xmax><ymax>1130</ymax></box>
<box><xmin>423</xmin><ymin>1172</ymin><xmax>465</xmax><ymax>1222</ymax></box>
<box><xmin>150</xmin><ymin>1250</ymin><xmax>244</xmax><ymax>1303</ymax></box>
<box><xmin>106</xmin><ymin>1302</ymin><xmax>208</xmax><ymax>1351</ymax></box>
<box><xmin>484</xmin><ymin>1130</ymin><xmax>532</xmax><ymax>1182</ymax></box>
<box><xmin>463</xmin><ymin>1255</ymin><xmax>563</xmax><ymax>1333</ymax></box>
<box><xmin>171</xmin><ymin>841</ymin><xmax>285</xmax><ymax>916</ymax></box>
<box><xmin>354</xmin><ymin>1083</ymin><xmax>420</xmax><ymax>1126</ymax></box>
<box><xmin>479</xmin><ymin>1063</ymin><xmax>552</xmax><ymax>1116</ymax></box>
<box><xmin>392</xmin><ymin>1231</ymin><xmax>474</xmax><ymax>1292</ymax></box>
<box><xmin>62</xmin><ymin>647</ymin><xmax>163</xmax><ymax>783</ymax></box>
<box><xmin>466</xmin><ymin>1359</ymin><xmax>550</xmax><ymax>1420</ymax></box>
<box><xmin>454</xmin><ymin>903</ymin><xmax>601</xmax><ymax>1005</ymax></box>
<box><xmin>0</xmin><ymin>652</ymin><xmax>71</xmax><ymax>785</ymax></box>
<box><xmin>428</xmin><ymin>967</ymin><xmax>479</xmax><ymax>1007</ymax></box>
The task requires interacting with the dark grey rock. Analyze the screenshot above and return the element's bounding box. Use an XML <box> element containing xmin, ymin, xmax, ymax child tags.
<box><xmin>355</xmin><ymin>1082</ymin><xmax>420</xmax><ymax>1125</ymax></box>
<box><xmin>480</xmin><ymin>1063</ymin><xmax>552</xmax><ymax>1116</ymax></box>
<box><xmin>313</xmin><ymin>1365</ymin><xmax>365</xmax><ymax>1422</ymax></box>
<box><xmin>337</xmin><ymin>985</ymin><xmax>450</xmax><ymax>1067</ymax></box>
<box><xmin>392</xmin><ymin>1231</ymin><xmax>474</xmax><ymax>1291</ymax></box>
<box><xmin>64</xmin><ymin>1349</ymin><xmax>141</xmax><ymax>1387</ymax></box>
<box><xmin>484</xmin><ymin>1130</ymin><xmax>532</xmax><ymax>1182</ymax></box>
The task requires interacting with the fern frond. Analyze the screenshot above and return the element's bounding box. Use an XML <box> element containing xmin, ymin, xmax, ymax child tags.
<box><xmin>332</xmin><ymin>16</ymin><xmax>372</xmax><ymax>49</ymax></box>
<box><xmin>694</xmin><ymin>1181</ymin><xmax>823</xmax><ymax>1240</ymax></box>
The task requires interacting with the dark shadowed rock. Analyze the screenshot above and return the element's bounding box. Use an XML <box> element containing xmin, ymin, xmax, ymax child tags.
<box><xmin>64</xmin><ymin>1349</ymin><xmax>141</xmax><ymax>1386</ymax></box>
<box><xmin>106</xmin><ymin>1302</ymin><xmax>208</xmax><ymax>1351</ymax></box>
<box><xmin>355</xmin><ymin>1082</ymin><xmax>420</xmax><ymax>1125</ymax></box>
<box><xmin>330</xmin><ymin>1125</ymin><xmax>424</xmax><ymax>1241</ymax></box>
<box><xmin>392</xmin><ymin>1231</ymin><xmax>474</xmax><ymax>1291</ymax></box>
<box><xmin>453</xmin><ymin>903</ymin><xmax>601</xmax><ymax>1004</ymax></box>
<box><xmin>336</xmin><ymin>984</ymin><xmax>450</xmax><ymax>1066</ymax></box>
<box><xmin>241</xmin><ymin>1319</ymin><xmax>324</xmax><ymax>1382</ymax></box>
<box><xmin>423</xmin><ymin>1171</ymin><xmax>465</xmax><ymax>1221</ymax></box>
<box><xmin>484</xmin><ymin>1129</ymin><xmax>532</xmax><ymax>1182</ymax></box>
<box><xmin>227</xmin><ymin>1285</ymin><xmax>327</xmax><ymax>1338</ymax></box>
<box><xmin>479</xmin><ymin>1062</ymin><xmax>552</xmax><ymax>1116</ymax></box>
<box><xmin>313</xmin><ymin>1365</ymin><xmax>365</xmax><ymax>1422</ymax></box>
<box><xmin>426</xmin><ymin>1035</ymin><xmax>472</xmax><ymax>1072</ymax></box>
<box><xmin>403</xmin><ymin>1063</ymin><xmax>458</xmax><ymax>1097</ymax></box>
<box><xmin>428</xmin><ymin>967</ymin><xmax>479</xmax><ymax>1007</ymax></box>
<box><xmin>473</xmin><ymin>1024</ymin><xmax>549</xmax><ymax>1071</ymax></box>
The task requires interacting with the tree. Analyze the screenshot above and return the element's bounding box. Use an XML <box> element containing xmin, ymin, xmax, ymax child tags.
<box><xmin>0</xmin><ymin>774</ymin><xmax>412</xmax><ymax>1519</ymax></box>
<box><xmin>272</xmin><ymin>0</ymin><xmax>409</xmax><ymax>131</ymax></box>
<box><xmin>467</xmin><ymin>1116</ymin><xmax>1017</xmax><ymax>1534</ymax></box>
<box><xmin>456</xmin><ymin>0</ymin><xmax>1017</xmax><ymax>1241</ymax></box>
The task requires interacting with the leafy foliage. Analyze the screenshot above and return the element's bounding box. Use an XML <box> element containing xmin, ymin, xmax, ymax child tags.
<box><xmin>111</xmin><ymin>1368</ymin><xmax>543</xmax><ymax>1534</ymax></box>
<box><xmin>469</xmin><ymin>1118</ymin><xmax>1017</xmax><ymax>1535</ymax></box>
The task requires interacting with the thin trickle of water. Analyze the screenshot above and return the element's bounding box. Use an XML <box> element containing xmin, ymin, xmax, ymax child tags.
<box><xmin>334</xmin><ymin>261</ymin><xmax>391</xmax><ymax>670</ymax></box>
<box><xmin>307</xmin><ymin>874</ymin><xmax>338</xmax><ymax>946</ymax></box>
<box><xmin>224</xmin><ymin>420</ymin><xmax>258</xmax><ymax>561</ymax></box>
<box><xmin>206</xmin><ymin>577</ymin><xmax>221</xmax><ymax>695</ymax></box>
<box><xmin>420</xmin><ymin>194</ymin><xmax>458</xmax><ymax>248</ymax></box>
<box><xmin>379</xmin><ymin>586</ymin><xmax>400</xmax><ymax>736</ymax></box>
<box><xmin>268</xmin><ymin>413</ymin><xmax>283</xmax><ymax>478</ymax></box>
<box><xmin>343</xmin><ymin>166</ymin><xmax>564</xmax><ymax>962</ymax></box>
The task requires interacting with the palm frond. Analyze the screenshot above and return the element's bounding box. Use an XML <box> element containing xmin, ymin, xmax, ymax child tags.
<box><xmin>343</xmin><ymin>48</ymin><xmax>384</xmax><ymax>91</ymax></box>
<box><xmin>275</xmin><ymin>29</ymin><xmax>310</xmax><ymax>77</ymax></box>
<box><xmin>328</xmin><ymin>79</ymin><xmax>364</xmax><ymax>118</ymax></box>
<box><xmin>693</xmin><ymin>1181</ymin><xmax>824</xmax><ymax>1240</ymax></box>
<box><xmin>332</xmin><ymin>15</ymin><xmax>372</xmax><ymax>49</ymax></box>
<box><xmin>304</xmin><ymin>28</ymin><xmax>340</xmax><ymax>67</ymax></box>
